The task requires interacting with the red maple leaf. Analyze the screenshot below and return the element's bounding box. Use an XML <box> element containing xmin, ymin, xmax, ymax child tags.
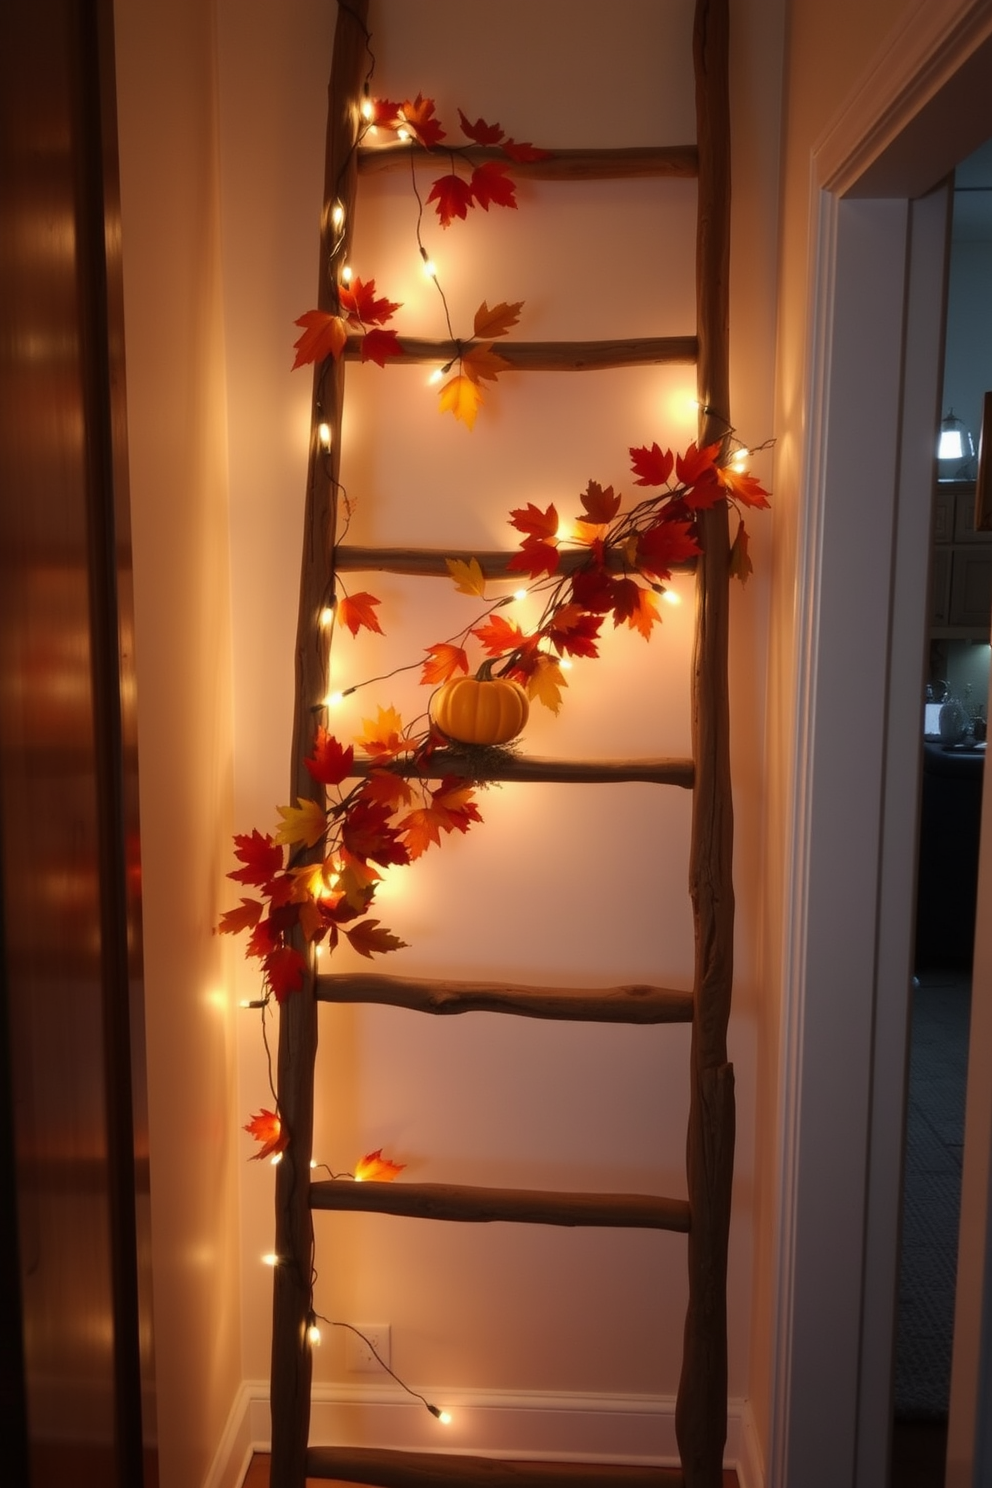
<box><xmin>358</xmin><ymin>770</ymin><xmax>412</xmax><ymax>813</ymax></box>
<box><xmin>579</xmin><ymin>480</ymin><xmax>622</xmax><ymax>524</ymax></box>
<box><xmin>292</xmin><ymin>310</ymin><xmax>347</xmax><ymax>369</ymax></box>
<box><xmin>458</xmin><ymin>109</ymin><xmax>504</xmax><ymax>145</ymax></box>
<box><xmin>401</xmin><ymin>94</ymin><xmax>446</xmax><ymax>148</ymax></box>
<box><xmin>370</xmin><ymin>97</ymin><xmax>402</xmax><ymax>128</ymax></box>
<box><xmin>675</xmin><ymin>437</ymin><xmax>722</xmax><ymax>491</ymax></box>
<box><xmin>502</xmin><ymin>138</ymin><xmax>552</xmax><ymax>163</ymax></box>
<box><xmin>229</xmin><ymin>830</ymin><xmax>283</xmax><ymax>888</ymax></box>
<box><xmin>427</xmin><ymin>172</ymin><xmax>474</xmax><ymax>227</ymax></box>
<box><xmin>244</xmin><ymin>1108</ymin><xmax>288</xmax><ymax>1161</ymax></box>
<box><xmin>635</xmin><ymin>519</ymin><xmax>701</xmax><ymax>580</ymax></box>
<box><xmin>471</xmin><ymin>160</ymin><xmax>517</xmax><ymax>211</ymax></box>
<box><xmin>263</xmin><ymin>943</ymin><xmax>307</xmax><ymax>1002</ymax></box>
<box><xmin>509</xmin><ymin>501</ymin><xmax>558</xmax><ymax>540</ymax></box>
<box><xmin>569</xmin><ymin>565</ymin><xmax>615</xmax><ymax>614</ymax></box>
<box><xmin>337</xmin><ymin>591</ymin><xmax>384</xmax><ymax>637</ymax></box>
<box><xmin>507</xmin><ymin>537</ymin><xmax>560</xmax><ymax>579</ymax></box>
<box><xmin>547</xmin><ymin>604</ymin><xmax>603</xmax><ymax>658</ymax></box>
<box><xmin>360</xmin><ymin>328</ymin><xmax>404</xmax><ymax>367</ymax></box>
<box><xmin>339</xmin><ymin>277</ymin><xmax>401</xmax><ymax>327</ymax></box>
<box><xmin>629</xmin><ymin>442</ymin><xmax>674</xmax><ymax>487</ymax></box>
<box><xmin>421</xmin><ymin>643</ymin><xmax>469</xmax><ymax>685</ymax></box>
<box><xmin>305</xmin><ymin>727</ymin><xmax>355</xmax><ymax>787</ymax></box>
<box><xmin>342</xmin><ymin>800</ymin><xmax>411</xmax><ymax>868</ymax></box>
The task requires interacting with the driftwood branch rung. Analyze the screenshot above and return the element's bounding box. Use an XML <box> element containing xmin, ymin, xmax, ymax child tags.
<box><xmin>316</xmin><ymin>972</ymin><xmax>693</xmax><ymax>1024</ymax></box>
<box><xmin>344</xmin><ymin>336</ymin><xmax>697</xmax><ymax>371</ymax></box>
<box><xmin>358</xmin><ymin>141</ymin><xmax>699</xmax><ymax>181</ymax></box>
<box><xmin>310</xmin><ymin>1180</ymin><xmax>690</xmax><ymax>1232</ymax></box>
<box><xmin>334</xmin><ymin>545</ymin><xmax>697</xmax><ymax>579</ymax></box>
<box><xmin>349</xmin><ymin>751</ymin><xmax>695</xmax><ymax>789</ymax></box>
<box><xmin>306</xmin><ymin>1445</ymin><xmax>686</xmax><ymax>1485</ymax></box>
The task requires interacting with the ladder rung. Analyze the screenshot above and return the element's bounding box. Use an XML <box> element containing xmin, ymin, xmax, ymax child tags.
<box><xmin>334</xmin><ymin>546</ymin><xmax>697</xmax><ymax>579</ymax></box>
<box><xmin>358</xmin><ymin>141</ymin><xmax>699</xmax><ymax>182</ymax></box>
<box><xmin>310</xmin><ymin>1180</ymin><xmax>690</xmax><ymax>1231</ymax></box>
<box><xmin>344</xmin><ymin>335</ymin><xmax>697</xmax><ymax>371</ymax></box>
<box><xmin>316</xmin><ymin>972</ymin><xmax>693</xmax><ymax>1024</ymax></box>
<box><xmin>307</xmin><ymin>1444</ymin><xmax>685</xmax><ymax>1485</ymax></box>
<box><xmin>350</xmin><ymin>751</ymin><xmax>695</xmax><ymax>788</ymax></box>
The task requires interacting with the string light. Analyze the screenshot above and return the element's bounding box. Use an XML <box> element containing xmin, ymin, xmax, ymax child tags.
<box><xmin>316</xmin><ymin>1315</ymin><xmax>452</xmax><ymax>1424</ymax></box>
<box><xmin>270</xmin><ymin>1153</ymin><xmax>283</xmax><ymax>1166</ymax></box>
<box><xmin>318</xmin><ymin>422</ymin><xmax>333</xmax><ymax>451</ymax></box>
<box><xmin>513</xmin><ymin>589</ymin><xmax>528</xmax><ymax>603</ymax></box>
<box><xmin>331</xmin><ymin>203</ymin><xmax>345</xmax><ymax>231</ymax></box>
<box><xmin>325</xmin><ymin>690</ymin><xmax>345</xmax><ymax>707</ymax></box>
<box><xmin>427</xmin><ymin>367</ymin><xmax>444</xmax><ymax>385</ymax></box>
<box><xmin>262</xmin><ymin>1253</ymin><xmax>279</xmax><ymax>1267</ymax></box>
<box><xmin>319</xmin><ymin>605</ymin><xmax>335</xmax><ymax>627</ymax></box>
<box><xmin>341</xmin><ymin>264</ymin><xmax>353</xmax><ymax>285</ymax></box>
<box><xmin>240</xmin><ymin>998</ymin><xmax>267</xmax><ymax>1010</ymax></box>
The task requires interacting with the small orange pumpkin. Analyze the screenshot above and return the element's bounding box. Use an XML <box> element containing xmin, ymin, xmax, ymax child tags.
<box><xmin>431</xmin><ymin>674</ymin><xmax>529</xmax><ymax>745</ymax></box>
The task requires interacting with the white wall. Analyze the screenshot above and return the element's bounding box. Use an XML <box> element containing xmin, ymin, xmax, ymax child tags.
<box><xmin>215</xmin><ymin>0</ymin><xmax>776</xmax><ymax>1453</ymax></box>
<box><xmin>114</xmin><ymin>3</ymin><xmax>242</xmax><ymax>1485</ymax></box>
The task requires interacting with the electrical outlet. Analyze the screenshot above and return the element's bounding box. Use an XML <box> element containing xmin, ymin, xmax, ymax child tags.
<box><xmin>344</xmin><ymin>1323</ymin><xmax>391</xmax><ymax>1373</ymax></box>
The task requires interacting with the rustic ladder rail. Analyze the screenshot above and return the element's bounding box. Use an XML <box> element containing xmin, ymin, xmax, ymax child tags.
<box><xmin>269</xmin><ymin>1</ymin><xmax>733</xmax><ymax>1484</ymax></box>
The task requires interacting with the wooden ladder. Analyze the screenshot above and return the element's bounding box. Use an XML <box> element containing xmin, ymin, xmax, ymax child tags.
<box><xmin>269</xmin><ymin>1</ymin><xmax>734</xmax><ymax>1483</ymax></box>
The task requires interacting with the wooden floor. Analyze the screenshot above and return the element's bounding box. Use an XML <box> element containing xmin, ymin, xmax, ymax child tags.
<box><xmin>242</xmin><ymin>1456</ymin><xmax>739</xmax><ymax>1487</ymax></box>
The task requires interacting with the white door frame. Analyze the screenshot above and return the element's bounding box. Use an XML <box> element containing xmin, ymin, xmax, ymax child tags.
<box><xmin>771</xmin><ymin>2</ymin><xmax>992</xmax><ymax>1484</ymax></box>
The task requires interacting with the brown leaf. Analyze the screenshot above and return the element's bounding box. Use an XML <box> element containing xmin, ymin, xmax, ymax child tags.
<box><xmin>473</xmin><ymin>299</ymin><xmax>523</xmax><ymax>339</ymax></box>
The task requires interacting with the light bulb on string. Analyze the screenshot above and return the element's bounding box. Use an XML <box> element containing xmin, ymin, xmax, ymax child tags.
<box><xmin>262</xmin><ymin>1252</ymin><xmax>279</xmax><ymax>1268</ymax></box>
<box><xmin>331</xmin><ymin>202</ymin><xmax>345</xmax><ymax>231</ymax></box>
<box><xmin>341</xmin><ymin>264</ymin><xmax>353</xmax><ymax>286</ymax></box>
<box><xmin>319</xmin><ymin>604</ymin><xmax>335</xmax><ymax>628</ymax></box>
<box><xmin>317</xmin><ymin>422</ymin><xmax>332</xmax><ymax>452</ymax></box>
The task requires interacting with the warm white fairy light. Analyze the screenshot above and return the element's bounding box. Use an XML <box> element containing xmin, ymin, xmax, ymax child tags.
<box><xmin>360</xmin><ymin>96</ymin><xmax>374</xmax><ymax>122</ymax></box>
<box><xmin>663</xmin><ymin>589</ymin><xmax>682</xmax><ymax>606</ymax></box>
<box><xmin>270</xmin><ymin>1153</ymin><xmax>283</xmax><ymax>1166</ymax></box>
<box><xmin>325</xmin><ymin>689</ymin><xmax>344</xmax><ymax>708</ymax></box>
<box><xmin>559</xmin><ymin>657</ymin><xmax>574</xmax><ymax>671</ymax></box>
<box><xmin>428</xmin><ymin>367</ymin><xmax>444</xmax><ymax>385</ymax></box>
<box><xmin>319</xmin><ymin>605</ymin><xmax>335</xmax><ymax>627</ymax></box>
<box><xmin>513</xmin><ymin>588</ymin><xmax>528</xmax><ymax>603</ymax></box>
<box><xmin>318</xmin><ymin>422</ymin><xmax>332</xmax><ymax>451</ymax></box>
<box><xmin>331</xmin><ymin>202</ymin><xmax>345</xmax><ymax>230</ymax></box>
<box><xmin>308</xmin><ymin>1322</ymin><xmax>322</xmax><ymax>1346</ymax></box>
<box><xmin>262</xmin><ymin>1253</ymin><xmax>279</xmax><ymax>1267</ymax></box>
<box><xmin>397</xmin><ymin>126</ymin><xmax>410</xmax><ymax>141</ymax></box>
<box><xmin>341</xmin><ymin>264</ymin><xmax>353</xmax><ymax>285</ymax></box>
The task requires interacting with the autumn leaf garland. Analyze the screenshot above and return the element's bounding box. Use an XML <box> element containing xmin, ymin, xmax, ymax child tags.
<box><xmin>221</xmin><ymin>436</ymin><xmax>769</xmax><ymax>1005</ymax></box>
<box><xmin>292</xmin><ymin>93</ymin><xmax>547</xmax><ymax>425</ymax></box>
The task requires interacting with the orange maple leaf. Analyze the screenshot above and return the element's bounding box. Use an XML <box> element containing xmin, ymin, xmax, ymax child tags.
<box><xmin>292</xmin><ymin>310</ymin><xmax>348</xmax><ymax>368</ymax></box>
<box><xmin>338</xmin><ymin>277</ymin><xmax>401</xmax><ymax>327</ymax></box>
<box><xmin>526</xmin><ymin>654</ymin><xmax>567</xmax><ymax>714</ymax></box>
<box><xmin>356</xmin><ymin>705</ymin><xmax>409</xmax><ymax>760</ymax></box>
<box><xmin>462</xmin><ymin>343</ymin><xmax>511</xmax><ymax>385</ymax></box>
<box><xmin>244</xmin><ymin>1108</ymin><xmax>288</xmax><ymax>1161</ymax></box>
<box><xmin>471</xmin><ymin>612</ymin><xmax>526</xmax><ymax>656</ymax></box>
<box><xmin>717</xmin><ymin>464</ymin><xmax>771</xmax><ymax>509</ymax></box>
<box><xmin>337</xmin><ymin>591</ymin><xmax>384</xmax><ymax>637</ymax></box>
<box><xmin>422</xmin><ymin>642</ymin><xmax>469</xmax><ymax>685</ymax></box>
<box><xmin>354</xmin><ymin>1148</ymin><xmax>406</xmax><ymax>1181</ymax></box>
<box><xmin>400</xmin><ymin>93</ymin><xmax>445</xmax><ymax>148</ymax></box>
<box><xmin>217</xmin><ymin>897</ymin><xmax>263</xmax><ymax>936</ymax></box>
<box><xmin>438</xmin><ymin>373</ymin><xmax>483</xmax><ymax>428</ymax></box>
<box><xmin>359</xmin><ymin>770</ymin><xmax>413</xmax><ymax>813</ymax></box>
<box><xmin>473</xmin><ymin>299</ymin><xmax>523</xmax><ymax>339</ymax></box>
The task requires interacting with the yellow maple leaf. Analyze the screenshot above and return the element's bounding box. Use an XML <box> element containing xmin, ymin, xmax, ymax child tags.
<box><xmin>274</xmin><ymin>798</ymin><xmax>328</xmax><ymax>848</ymax></box>
<box><xmin>527</xmin><ymin>655</ymin><xmax>568</xmax><ymax>714</ymax></box>
<box><xmin>462</xmin><ymin>343</ymin><xmax>512</xmax><ymax>385</ymax></box>
<box><xmin>356</xmin><ymin>704</ymin><xmax>408</xmax><ymax>758</ymax></box>
<box><xmin>438</xmin><ymin>372</ymin><xmax>483</xmax><ymax>429</ymax></box>
<box><xmin>446</xmin><ymin>555</ymin><xmax>487</xmax><ymax>598</ymax></box>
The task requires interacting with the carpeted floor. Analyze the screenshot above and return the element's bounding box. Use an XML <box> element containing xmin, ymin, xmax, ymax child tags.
<box><xmin>893</xmin><ymin>970</ymin><xmax>971</xmax><ymax>1422</ymax></box>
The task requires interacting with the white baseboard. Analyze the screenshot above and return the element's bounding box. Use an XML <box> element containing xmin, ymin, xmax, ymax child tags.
<box><xmin>214</xmin><ymin>1381</ymin><xmax>765</xmax><ymax>1486</ymax></box>
<box><xmin>202</xmin><ymin>1381</ymin><xmax>257</xmax><ymax>1488</ymax></box>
